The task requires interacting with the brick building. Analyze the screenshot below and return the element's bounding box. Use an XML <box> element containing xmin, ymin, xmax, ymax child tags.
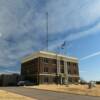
<box><xmin>21</xmin><ymin>51</ymin><xmax>79</xmax><ymax>85</ymax></box>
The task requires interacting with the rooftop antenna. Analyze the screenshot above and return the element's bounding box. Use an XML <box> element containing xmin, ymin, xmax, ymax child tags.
<box><xmin>46</xmin><ymin>12</ymin><xmax>48</xmax><ymax>51</ymax></box>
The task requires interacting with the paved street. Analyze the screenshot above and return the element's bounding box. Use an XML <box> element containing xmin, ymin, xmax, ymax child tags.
<box><xmin>0</xmin><ymin>87</ymin><xmax>100</xmax><ymax>100</ymax></box>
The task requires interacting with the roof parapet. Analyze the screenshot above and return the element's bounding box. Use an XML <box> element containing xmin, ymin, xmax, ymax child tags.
<box><xmin>21</xmin><ymin>51</ymin><xmax>78</xmax><ymax>63</ymax></box>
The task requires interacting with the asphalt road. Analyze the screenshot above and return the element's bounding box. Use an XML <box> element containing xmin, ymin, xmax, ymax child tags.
<box><xmin>0</xmin><ymin>87</ymin><xmax>100</xmax><ymax>100</ymax></box>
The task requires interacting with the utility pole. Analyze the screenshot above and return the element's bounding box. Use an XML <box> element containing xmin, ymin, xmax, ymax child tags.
<box><xmin>46</xmin><ymin>12</ymin><xmax>48</xmax><ymax>51</ymax></box>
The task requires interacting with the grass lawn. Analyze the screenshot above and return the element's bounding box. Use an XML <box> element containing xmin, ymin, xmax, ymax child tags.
<box><xmin>26</xmin><ymin>84</ymin><xmax>100</xmax><ymax>97</ymax></box>
<box><xmin>0</xmin><ymin>90</ymin><xmax>36</xmax><ymax>100</ymax></box>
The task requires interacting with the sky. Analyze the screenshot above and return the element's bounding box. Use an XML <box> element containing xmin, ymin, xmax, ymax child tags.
<box><xmin>0</xmin><ymin>0</ymin><xmax>100</xmax><ymax>81</ymax></box>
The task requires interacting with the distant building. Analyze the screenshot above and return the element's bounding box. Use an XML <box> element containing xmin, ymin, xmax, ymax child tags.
<box><xmin>21</xmin><ymin>51</ymin><xmax>79</xmax><ymax>85</ymax></box>
<box><xmin>0</xmin><ymin>73</ymin><xmax>20</xmax><ymax>86</ymax></box>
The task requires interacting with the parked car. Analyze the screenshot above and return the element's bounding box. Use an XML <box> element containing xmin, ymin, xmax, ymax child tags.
<box><xmin>17</xmin><ymin>81</ymin><xmax>33</xmax><ymax>86</ymax></box>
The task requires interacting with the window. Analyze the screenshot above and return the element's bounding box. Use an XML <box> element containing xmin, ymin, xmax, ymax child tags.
<box><xmin>26</xmin><ymin>70</ymin><xmax>30</xmax><ymax>74</ymax></box>
<box><xmin>52</xmin><ymin>59</ymin><xmax>57</xmax><ymax>64</ymax></box>
<box><xmin>52</xmin><ymin>77</ymin><xmax>56</xmax><ymax>83</ymax></box>
<box><xmin>75</xmin><ymin>78</ymin><xmax>78</xmax><ymax>82</ymax></box>
<box><xmin>52</xmin><ymin>68</ymin><xmax>57</xmax><ymax>73</ymax></box>
<box><xmin>61</xmin><ymin>68</ymin><xmax>64</xmax><ymax>73</ymax></box>
<box><xmin>67</xmin><ymin>62</ymin><xmax>70</xmax><ymax>66</ymax></box>
<box><xmin>68</xmin><ymin>77</ymin><xmax>72</xmax><ymax>82</ymax></box>
<box><xmin>44</xmin><ymin>67</ymin><xmax>48</xmax><ymax>72</ymax></box>
<box><xmin>74</xmin><ymin>69</ymin><xmax>77</xmax><ymax>74</ymax></box>
<box><xmin>60</xmin><ymin>60</ymin><xmax>64</xmax><ymax>65</ymax></box>
<box><xmin>40</xmin><ymin>57</ymin><xmax>43</xmax><ymax>62</ymax></box>
<box><xmin>73</xmin><ymin>63</ymin><xmax>75</xmax><ymax>67</ymax></box>
<box><xmin>44</xmin><ymin>58</ymin><xmax>49</xmax><ymax>63</ymax></box>
<box><xmin>74</xmin><ymin>69</ymin><xmax>78</xmax><ymax>75</ymax></box>
<box><xmin>67</xmin><ymin>66</ymin><xmax>70</xmax><ymax>70</ymax></box>
<box><xmin>68</xmin><ymin>69</ymin><xmax>71</xmax><ymax>74</ymax></box>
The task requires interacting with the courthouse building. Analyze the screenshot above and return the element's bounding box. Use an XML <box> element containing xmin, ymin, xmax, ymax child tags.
<box><xmin>21</xmin><ymin>51</ymin><xmax>79</xmax><ymax>85</ymax></box>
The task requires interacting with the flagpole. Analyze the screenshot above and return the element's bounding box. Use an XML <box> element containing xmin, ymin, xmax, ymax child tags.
<box><xmin>60</xmin><ymin>41</ymin><xmax>69</xmax><ymax>85</ymax></box>
<box><xmin>46</xmin><ymin>12</ymin><xmax>48</xmax><ymax>51</ymax></box>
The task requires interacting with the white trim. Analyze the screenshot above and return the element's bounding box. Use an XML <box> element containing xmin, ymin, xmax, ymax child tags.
<box><xmin>21</xmin><ymin>51</ymin><xmax>78</xmax><ymax>63</ymax></box>
<box><xmin>68</xmin><ymin>75</ymin><xmax>79</xmax><ymax>77</ymax></box>
<box><xmin>40</xmin><ymin>73</ymin><xmax>57</xmax><ymax>76</ymax></box>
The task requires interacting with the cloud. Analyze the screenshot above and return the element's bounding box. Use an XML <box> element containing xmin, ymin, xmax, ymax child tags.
<box><xmin>0</xmin><ymin>0</ymin><xmax>100</xmax><ymax>71</ymax></box>
<box><xmin>41</xmin><ymin>0</ymin><xmax>100</xmax><ymax>50</ymax></box>
<box><xmin>0</xmin><ymin>33</ymin><xmax>2</xmax><ymax>37</ymax></box>
<box><xmin>44</xmin><ymin>0</ymin><xmax>100</xmax><ymax>34</ymax></box>
<box><xmin>79</xmin><ymin>70</ymin><xmax>87</xmax><ymax>73</ymax></box>
<box><xmin>0</xmin><ymin>69</ymin><xmax>20</xmax><ymax>74</ymax></box>
<box><xmin>80</xmin><ymin>51</ymin><xmax>100</xmax><ymax>61</ymax></box>
<box><xmin>48</xmin><ymin>19</ymin><xmax>100</xmax><ymax>50</ymax></box>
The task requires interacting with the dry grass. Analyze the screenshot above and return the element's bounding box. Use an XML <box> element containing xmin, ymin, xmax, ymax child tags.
<box><xmin>0</xmin><ymin>90</ymin><xmax>36</xmax><ymax>100</ymax></box>
<box><xmin>27</xmin><ymin>84</ymin><xmax>100</xmax><ymax>97</ymax></box>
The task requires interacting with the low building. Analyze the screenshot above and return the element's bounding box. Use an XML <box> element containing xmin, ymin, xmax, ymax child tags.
<box><xmin>21</xmin><ymin>51</ymin><xmax>80</xmax><ymax>85</ymax></box>
<box><xmin>0</xmin><ymin>73</ymin><xmax>20</xmax><ymax>86</ymax></box>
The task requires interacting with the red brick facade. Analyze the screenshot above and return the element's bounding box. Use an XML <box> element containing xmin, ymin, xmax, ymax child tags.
<box><xmin>21</xmin><ymin>56</ymin><xmax>79</xmax><ymax>85</ymax></box>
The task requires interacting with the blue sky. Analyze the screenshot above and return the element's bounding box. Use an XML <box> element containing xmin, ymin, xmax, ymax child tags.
<box><xmin>0</xmin><ymin>0</ymin><xmax>100</xmax><ymax>81</ymax></box>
